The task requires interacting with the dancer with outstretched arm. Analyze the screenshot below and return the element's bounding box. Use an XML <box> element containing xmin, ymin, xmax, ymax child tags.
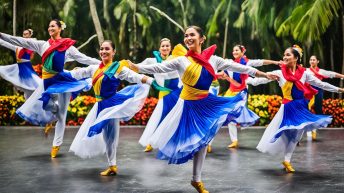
<box><xmin>130</xmin><ymin>25</ymin><xmax>277</xmax><ymax>193</ymax></box>
<box><xmin>0</xmin><ymin>19</ymin><xmax>100</xmax><ymax>158</ymax></box>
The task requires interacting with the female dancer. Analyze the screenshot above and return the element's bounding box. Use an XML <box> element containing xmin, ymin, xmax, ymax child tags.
<box><xmin>0</xmin><ymin>19</ymin><xmax>100</xmax><ymax>158</ymax></box>
<box><xmin>222</xmin><ymin>45</ymin><xmax>280</xmax><ymax>149</ymax></box>
<box><xmin>138</xmin><ymin>38</ymin><xmax>182</xmax><ymax>152</ymax></box>
<box><xmin>0</xmin><ymin>29</ymin><xmax>40</xmax><ymax>99</ymax></box>
<box><xmin>250</xmin><ymin>45</ymin><xmax>343</xmax><ymax>173</ymax></box>
<box><xmin>306</xmin><ymin>55</ymin><xmax>344</xmax><ymax>140</ymax></box>
<box><xmin>130</xmin><ymin>25</ymin><xmax>277</xmax><ymax>193</ymax></box>
<box><xmin>69</xmin><ymin>40</ymin><xmax>158</xmax><ymax>175</ymax></box>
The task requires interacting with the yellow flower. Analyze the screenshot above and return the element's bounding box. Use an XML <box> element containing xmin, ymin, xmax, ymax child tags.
<box><xmin>255</xmin><ymin>108</ymin><xmax>260</xmax><ymax>113</ymax></box>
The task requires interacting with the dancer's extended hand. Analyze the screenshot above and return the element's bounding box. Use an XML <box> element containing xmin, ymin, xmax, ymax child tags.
<box><xmin>266</xmin><ymin>72</ymin><xmax>279</xmax><ymax>81</ymax></box>
<box><xmin>126</xmin><ymin>60</ymin><xmax>139</xmax><ymax>72</ymax></box>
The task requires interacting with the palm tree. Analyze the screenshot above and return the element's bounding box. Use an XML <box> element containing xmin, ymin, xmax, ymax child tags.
<box><xmin>89</xmin><ymin>0</ymin><xmax>104</xmax><ymax>45</ymax></box>
<box><xmin>12</xmin><ymin>0</ymin><xmax>16</xmax><ymax>35</ymax></box>
<box><xmin>113</xmin><ymin>0</ymin><xmax>152</xmax><ymax>59</ymax></box>
<box><xmin>276</xmin><ymin>0</ymin><xmax>342</xmax><ymax>44</ymax></box>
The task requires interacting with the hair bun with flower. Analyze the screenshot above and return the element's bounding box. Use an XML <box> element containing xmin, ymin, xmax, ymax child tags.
<box><xmin>292</xmin><ymin>44</ymin><xmax>303</xmax><ymax>59</ymax></box>
<box><xmin>27</xmin><ymin>29</ymin><xmax>33</xmax><ymax>36</ymax></box>
<box><xmin>239</xmin><ymin>45</ymin><xmax>246</xmax><ymax>53</ymax></box>
<box><xmin>60</xmin><ymin>20</ymin><xmax>67</xmax><ymax>30</ymax></box>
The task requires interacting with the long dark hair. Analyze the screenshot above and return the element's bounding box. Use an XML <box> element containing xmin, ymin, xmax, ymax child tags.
<box><xmin>289</xmin><ymin>47</ymin><xmax>302</xmax><ymax>64</ymax></box>
<box><xmin>101</xmin><ymin>40</ymin><xmax>116</xmax><ymax>50</ymax></box>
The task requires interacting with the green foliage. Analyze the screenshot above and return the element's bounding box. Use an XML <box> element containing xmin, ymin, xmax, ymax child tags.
<box><xmin>0</xmin><ymin>0</ymin><xmax>342</xmax><ymax>96</ymax></box>
<box><xmin>276</xmin><ymin>0</ymin><xmax>342</xmax><ymax>44</ymax></box>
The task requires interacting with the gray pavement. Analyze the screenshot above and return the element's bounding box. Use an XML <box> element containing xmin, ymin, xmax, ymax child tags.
<box><xmin>0</xmin><ymin>127</ymin><xmax>343</xmax><ymax>193</ymax></box>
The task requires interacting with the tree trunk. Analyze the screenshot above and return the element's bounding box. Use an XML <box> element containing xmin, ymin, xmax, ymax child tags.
<box><xmin>13</xmin><ymin>0</ymin><xmax>16</xmax><ymax>36</ymax></box>
<box><xmin>132</xmin><ymin>0</ymin><xmax>137</xmax><ymax>61</ymax></box>
<box><xmin>103</xmin><ymin>0</ymin><xmax>110</xmax><ymax>24</ymax></box>
<box><xmin>178</xmin><ymin>0</ymin><xmax>187</xmax><ymax>28</ymax></box>
<box><xmin>12</xmin><ymin>0</ymin><xmax>17</xmax><ymax>95</ymax></box>
<box><xmin>340</xmin><ymin>14</ymin><xmax>344</xmax><ymax>99</ymax></box>
<box><xmin>222</xmin><ymin>18</ymin><xmax>229</xmax><ymax>58</ymax></box>
<box><xmin>330</xmin><ymin>39</ymin><xmax>335</xmax><ymax>98</ymax></box>
<box><xmin>89</xmin><ymin>0</ymin><xmax>104</xmax><ymax>45</ymax></box>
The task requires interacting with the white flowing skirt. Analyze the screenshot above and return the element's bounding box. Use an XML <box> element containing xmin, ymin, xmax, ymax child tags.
<box><xmin>70</xmin><ymin>84</ymin><xmax>150</xmax><ymax>158</ymax></box>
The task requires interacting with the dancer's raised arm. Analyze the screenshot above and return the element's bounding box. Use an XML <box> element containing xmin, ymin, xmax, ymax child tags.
<box><xmin>0</xmin><ymin>32</ymin><xmax>45</xmax><ymax>54</ymax></box>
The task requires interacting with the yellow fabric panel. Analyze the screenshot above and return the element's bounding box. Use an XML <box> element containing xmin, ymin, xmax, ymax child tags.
<box><xmin>118</xmin><ymin>60</ymin><xmax>138</xmax><ymax>73</ymax></box>
<box><xmin>158</xmin><ymin>91</ymin><xmax>170</xmax><ymax>99</ymax></box>
<box><xmin>224</xmin><ymin>89</ymin><xmax>239</xmax><ymax>97</ymax></box>
<box><xmin>308</xmin><ymin>95</ymin><xmax>315</xmax><ymax>110</ymax></box>
<box><xmin>171</xmin><ymin>44</ymin><xmax>187</xmax><ymax>57</ymax></box>
<box><xmin>42</xmin><ymin>69</ymin><xmax>56</xmax><ymax>79</ymax></box>
<box><xmin>181</xmin><ymin>57</ymin><xmax>202</xmax><ymax>87</ymax></box>
<box><xmin>282</xmin><ymin>81</ymin><xmax>293</xmax><ymax>101</ymax></box>
<box><xmin>180</xmin><ymin>84</ymin><xmax>208</xmax><ymax>100</ymax></box>
<box><xmin>92</xmin><ymin>63</ymin><xmax>112</xmax><ymax>99</ymax></box>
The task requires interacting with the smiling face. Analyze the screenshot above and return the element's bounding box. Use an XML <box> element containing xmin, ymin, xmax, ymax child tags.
<box><xmin>22</xmin><ymin>30</ymin><xmax>32</xmax><ymax>38</ymax></box>
<box><xmin>159</xmin><ymin>40</ymin><xmax>171</xmax><ymax>58</ymax></box>
<box><xmin>184</xmin><ymin>27</ymin><xmax>204</xmax><ymax>52</ymax></box>
<box><xmin>232</xmin><ymin>46</ymin><xmax>244</xmax><ymax>59</ymax></box>
<box><xmin>99</xmin><ymin>41</ymin><xmax>115</xmax><ymax>64</ymax></box>
<box><xmin>48</xmin><ymin>20</ymin><xmax>62</xmax><ymax>38</ymax></box>
<box><xmin>309</xmin><ymin>56</ymin><xmax>319</xmax><ymax>68</ymax></box>
<box><xmin>283</xmin><ymin>48</ymin><xmax>298</xmax><ymax>67</ymax></box>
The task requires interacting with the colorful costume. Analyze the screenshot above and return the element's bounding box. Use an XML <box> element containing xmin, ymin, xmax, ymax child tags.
<box><xmin>306</xmin><ymin>67</ymin><xmax>337</xmax><ymax>139</ymax></box>
<box><xmin>306</xmin><ymin>67</ymin><xmax>336</xmax><ymax>113</ymax></box>
<box><xmin>69</xmin><ymin>61</ymin><xmax>150</xmax><ymax>167</ymax></box>
<box><xmin>0</xmin><ymin>33</ymin><xmax>99</xmax><ymax>149</ymax></box>
<box><xmin>209</xmin><ymin>80</ymin><xmax>220</xmax><ymax>95</ymax></box>
<box><xmin>138</xmin><ymin>44</ymin><xmax>258</xmax><ymax>165</ymax></box>
<box><xmin>248</xmin><ymin>65</ymin><xmax>339</xmax><ymax>165</ymax></box>
<box><xmin>223</xmin><ymin>57</ymin><xmax>263</xmax><ymax>127</ymax></box>
<box><xmin>222</xmin><ymin>57</ymin><xmax>262</xmax><ymax>148</ymax></box>
<box><xmin>0</xmin><ymin>39</ymin><xmax>41</xmax><ymax>99</ymax></box>
<box><xmin>138</xmin><ymin>51</ymin><xmax>182</xmax><ymax>148</ymax></box>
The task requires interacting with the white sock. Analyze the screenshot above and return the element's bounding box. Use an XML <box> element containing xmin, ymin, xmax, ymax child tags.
<box><xmin>192</xmin><ymin>147</ymin><xmax>207</xmax><ymax>182</ymax></box>
<box><xmin>228</xmin><ymin>123</ymin><xmax>238</xmax><ymax>142</ymax></box>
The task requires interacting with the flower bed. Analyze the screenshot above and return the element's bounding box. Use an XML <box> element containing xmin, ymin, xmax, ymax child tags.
<box><xmin>322</xmin><ymin>98</ymin><xmax>344</xmax><ymax>127</ymax></box>
<box><xmin>0</xmin><ymin>95</ymin><xmax>26</xmax><ymax>126</ymax></box>
<box><xmin>247</xmin><ymin>95</ymin><xmax>282</xmax><ymax>126</ymax></box>
<box><xmin>0</xmin><ymin>95</ymin><xmax>343</xmax><ymax>127</ymax></box>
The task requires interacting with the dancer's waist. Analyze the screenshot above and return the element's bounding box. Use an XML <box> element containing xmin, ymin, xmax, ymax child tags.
<box><xmin>180</xmin><ymin>84</ymin><xmax>208</xmax><ymax>100</ymax></box>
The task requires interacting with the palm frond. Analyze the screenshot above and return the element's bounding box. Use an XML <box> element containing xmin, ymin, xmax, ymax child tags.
<box><xmin>206</xmin><ymin>0</ymin><xmax>225</xmax><ymax>38</ymax></box>
<box><xmin>276</xmin><ymin>0</ymin><xmax>342</xmax><ymax>43</ymax></box>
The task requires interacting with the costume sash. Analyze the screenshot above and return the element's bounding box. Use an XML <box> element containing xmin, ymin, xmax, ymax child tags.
<box><xmin>17</xmin><ymin>48</ymin><xmax>34</xmax><ymax>60</ymax></box>
<box><xmin>228</xmin><ymin>56</ymin><xmax>249</xmax><ymax>92</ymax></box>
<box><xmin>153</xmin><ymin>51</ymin><xmax>163</xmax><ymax>63</ymax></box>
<box><xmin>185</xmin><ymin>45</ymin><xmax>217</xmax><ymax>80</ymax></box>
<box><xmin>309</xmin><ymin>67</ymin><xmax>328</xmax><ymax>80</ymax></box>
<box><xmin>41</xmin><ymin>38</ymin><xmax>76</xmax><ymax>64</ymax></box>
<box><xmin>281</xmin><ymin>64</ymin><xmax>317</xmax><ymax>101</ymax></box>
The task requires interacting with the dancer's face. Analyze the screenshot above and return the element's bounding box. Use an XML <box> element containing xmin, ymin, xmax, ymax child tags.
<box><xmin>309</xmin><ymin>56</ymin><xmax>319</xmax><ymax>68</ymax></box>
<box><xmin>48</xmin><ymin>21</ymin><xmax>62</xmax><ymax>38</ymax></box>
<box><xmin>159</xmin><ymin>40</ymin><xmax>171</xmax><ymax>58</ymax></box>
<box><xmin>22</xmin><ymin>30</ymin><xmax>32</xmax><ymax>38</ymax></box>
<box><xmin>184</xmin><ymin>28</ymin><xmax>204</xmax><ymax>52</ymax></box>
<box><xmin>232</xmin><ymin>46</ymin><xmax>244</xmax><ymax>59</ymax></box>
<box><xmin>283</xmin><ymin>48</ymin><xmax>298</xmax><ymax>67</ymax></box>
<box><xmin>99</xmin><ymin>41</ymin><xmax>115</xmax><ymax>64</ymax></box>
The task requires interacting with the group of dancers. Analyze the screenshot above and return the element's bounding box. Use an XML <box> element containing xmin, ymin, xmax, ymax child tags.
<box><xmin>1</xmin><ymin>19</ymin><xmax>344</xmax><ymax>193</ymax></box>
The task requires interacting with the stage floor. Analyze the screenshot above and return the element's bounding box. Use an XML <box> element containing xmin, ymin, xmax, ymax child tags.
<box><xmin>0</xmin><ymin>127</ymin><xmax>343</xmax><ymax>193</ymax></box>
